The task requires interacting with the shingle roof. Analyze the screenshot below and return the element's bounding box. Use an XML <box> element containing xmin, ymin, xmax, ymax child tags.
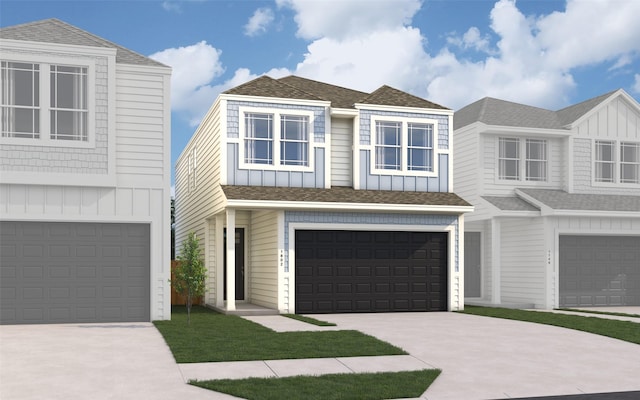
<box><xmin>454</xmin><ymin>90</ymin><xmax>624</xmax><ymax>131</ymax></box>
<box><xmin>482</xmin><ymin>196</ymin><xmax>540</xmax><ymax>212</ymax></box>
<box><xmin>221</xmin><ymin>185</ymin><xmax>472</xmax><ymax>207</ymax></box>
<box><xmin>225</xmin><ymin>75</ymin><xmax>446</xmax><ymax>110</ymax></box>
<box><xmin>0</xmin><ymin>18</ymin><xmax>166</xmax><ymax>67</ymax></box>
<box><xmin>360</xmin><ymin>85</ymin><xmax>449</xmax><ymax>110</ymax></box>
<box><xmin>518</xmin><ymin>189</ymin><xmax>640</xmax><ymax>212</ymax></box>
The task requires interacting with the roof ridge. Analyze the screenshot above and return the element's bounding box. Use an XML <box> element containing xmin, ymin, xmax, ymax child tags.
<box><xmin>276</xmin><ymin>76</ymin><xmax>328</xmax><ymax>101</ymax></box>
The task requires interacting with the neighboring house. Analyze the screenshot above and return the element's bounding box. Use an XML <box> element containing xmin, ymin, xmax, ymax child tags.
<box><xmin>454</xmin><ymin>89</ymin><xmax>640</xmax><ymax>309</ymax></box>
<box><xmin>175</xmin><ymin>75</ymin><xmax>473</xmax><ymax>315</ymax></box>
<box><xmin>0</xmin><ymin>19</ymin><xmax>172</xmax><ymax>324</ymax></box>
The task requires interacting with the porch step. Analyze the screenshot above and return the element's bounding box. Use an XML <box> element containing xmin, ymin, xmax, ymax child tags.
<box><xmin>465</xmin><ymin>300</ymin><xmax>536</xmax><ymax>309</ymax></box>
<box><xmin>207</xmin><ymin>303</ymin><xmax>280</xmax><ymax>316</ymax></box>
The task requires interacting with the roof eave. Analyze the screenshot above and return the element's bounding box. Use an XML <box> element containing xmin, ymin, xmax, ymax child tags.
<box><xmin>225</xmin><ymin>199</ymin><xmax>474</xmax><ymax>214</ymax></box>
<box><xmin>0</xmin><ymin>37</ymin><xmax>117</xmax><ymax>57</ymax></box>
<box><xmin>354</xmin><ymin>103</ymin><xmax>453</xmax><ymax>115</ymax></box>
<box><xmin>219</xmin><ymin>93</ymin><xmax>330</xmax><ymax>107</ymax></box>
<box><xmin>480</xmin><ymin>123</ymin><xmax>571</xmax><ymax>137</ymax></box>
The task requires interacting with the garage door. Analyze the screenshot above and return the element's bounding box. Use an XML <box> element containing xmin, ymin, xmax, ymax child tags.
<box><xmin>0</xmin><ymin>221</ymin><xmax>150</xmax><ymax>324</ymax></box>
<box><xmin>560</xmin><ymin>235</ymin><xmax>640</xmax><ymax>307</ymax></box>
<box><xmin>295</xmin><ymin>230</ymin><xmax>448</xmax><ymax>313</ymax></box>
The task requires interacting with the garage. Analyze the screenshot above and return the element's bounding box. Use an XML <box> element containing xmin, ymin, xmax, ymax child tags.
<box><xmin>560</xmin><ymin>235</ymin><xmax>640</xmax><ymax>307</ymax></box>
<box><xmin>0</xmin><ymin>221</ymin><xmax>150</xmax><ymax>324</ymax></box>
<box><xmin>295</xmin><ymin>230</ymin><xmax>448</xmax><ymax>313</ymax></box>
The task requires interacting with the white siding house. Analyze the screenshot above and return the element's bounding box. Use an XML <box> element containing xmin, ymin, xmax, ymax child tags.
<box><xmin>175</xmin><ymin>76</ymin><xmax>473</xmax><ymax>315</ymax></box>
<box><xmin>454</xmin><ymin>90</ymin><xmax>640</xmax><ymax>309</ymax></box>
<box><xmin>0</xmin><ymin>19</ymin><xmax>172</xmax><ymax>324</ymax></box>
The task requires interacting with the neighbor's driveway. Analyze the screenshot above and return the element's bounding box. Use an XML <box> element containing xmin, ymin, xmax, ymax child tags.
<box><xmin>0</xmin><ymin>323</ymin><xmax>238</xmax><ymax>400</ymax></box>
<box><xmin>318</xmin><ymin>312</ymin><xmax>640</xmax><ymax>400</ymax></box>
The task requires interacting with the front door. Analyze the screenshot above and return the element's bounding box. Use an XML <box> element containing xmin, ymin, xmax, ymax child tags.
<box><xmin>223</xmin><ymin>228</ymin><xmax>245</xmax><ymax>301</ymax></box>
<box><xmin>464</xmin><ymin>232</ymin><xmax>481</xmax><ymax>298</ymax></box>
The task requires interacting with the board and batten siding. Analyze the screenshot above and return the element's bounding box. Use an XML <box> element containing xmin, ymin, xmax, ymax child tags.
<box><xmin>249</xmin><ymin>211</ymin><xmax>280</xmax><ymax>309</ymax></box>
<box><xmin>359</xmin><ymin>151</ymin><xmax>449</xmax><ymax>192</ymax></box>
<box><xmin>330</xmin><ymin>117</ymin><xmax>353</xmax><ymax>187</ymax></box>
<box><xmin>500</xmin><ymin>217</ymin><xmax>546</xmax><ymax>307</ymax></box>
<box><xmin>115</xmin><ymin>66</ymin><xmax>169</xmax><ymax>188</ymax></box>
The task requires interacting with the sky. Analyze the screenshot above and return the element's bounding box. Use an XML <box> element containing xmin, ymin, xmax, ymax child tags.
<box><xmin>2</xmin><ymin>0</ymin><xmax>640</xmax><ymax>192</ymax></box>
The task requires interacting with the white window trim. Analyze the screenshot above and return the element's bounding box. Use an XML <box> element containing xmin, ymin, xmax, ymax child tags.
<box><xmin>495</xmin><ymin>136</ymin><xmax>550</xmax><ymax>184</ymax></box>
<box><xmin>592</xmin><ymin>139</ymin><xmax>640</xmax><ymax>187</ymax></box>
<box><xmin>236</xmin><ymin>106</ymin><xmax>315</xmax><ymax>172</ymax></box>
<box><xmin>0</xmin><ymin>53</ymin><xmax>96</xmax><ymax>148</ymax></box>
<box><xmin>369</xmin><ymin>115</ymin><xmax>439</xmax><ymax>177</ymax></box>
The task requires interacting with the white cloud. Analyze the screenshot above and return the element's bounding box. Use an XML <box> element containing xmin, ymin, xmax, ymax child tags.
<box><xmin>244</xmin><ymin>7</ymin><xmax>275</xmax><ymax>37</ymax></box>
<box><xmin>162</xmin><ymin>1</ymin><xmax>181</xmax><ymax>13</ymax></box>
<box><xmin>447</xmin><ymin>27</ymin><xmax>493</xmax><ymax>54</ymax></box>
<box><xmin>276</xmin><ymin>0</ymin><xmax>421</xmax><ymax>40</ymax></box>
<box><xmin>633</xmin><ymin>74</ymin><xmax>640</xmax><ymax>94</ymax></box>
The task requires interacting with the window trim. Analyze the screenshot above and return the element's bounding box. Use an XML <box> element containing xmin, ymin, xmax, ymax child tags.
<box><xmin>0</xmin><ymin>53</ymin><xmax>95</xmax><ymax>148</ymax></box>
<box><xmin>370</xmin><ymin>115</ymin><xmax>439</xmax><ymax>177</ymax></box>
<box><xmin>496</xmin><ymin>137</ymin><xmax>549</xmax><ymax>183</ymax></box>
<box><xmin>237</xmin><ymin>106</ymin><xmax>314</xmax><ymax>172</ymax></box>
<box><xmin>593</xmin><ymin>139</ymin><xmax>640</xmax><ymax>186</ymax></box>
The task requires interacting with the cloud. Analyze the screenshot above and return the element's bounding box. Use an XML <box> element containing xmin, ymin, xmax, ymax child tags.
<box><xmin>447</xmin><ymin>27</ymin><xmax>493</xmax><ymax>54</ymax></box>
<box><xmin>244</xmin><ymin>7</ymin><xmax>275</xmax><ymax>37</ymax></box>
<box><xmin>276</xmin><ymin>0</ymin><xmax>421</xmax><ymax>40</ymax></box>
<box><xmin>161</xmin><ymin>1</ymin><xmax>181</xmax><ymax>13</ymax></box>
<box><xmin>633</xmin><ymin>74</ymin><xmax>640</xmax><ymax>94</ymax></box>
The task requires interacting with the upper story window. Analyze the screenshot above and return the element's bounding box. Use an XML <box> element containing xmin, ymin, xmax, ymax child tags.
<box><xmin>372</xmin><ymin>116</ymin><xmax>436</xmax><ymax>175</ymax></box>
<box><xmin>498</xmin><ymin>137</ymin><xmax>548</xmax><ymax>182</ymax></box>
<box><xmin>240</xmin><ymin>107</ymin><xmax>313</xmax><ymax>170</ymax></box>
<box><xmin>1</xmin><ymin>59</ymin><xmax>91</xmax><ymax>144</ymax></box>
<box><xmin>596</xmin><ymin>140</ymin><xmax>640</xmax><ymax>184</ymax></box>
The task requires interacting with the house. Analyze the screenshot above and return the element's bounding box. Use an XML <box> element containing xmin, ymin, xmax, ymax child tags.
<box><xmin>174</xmin><ymin>75</ymin><xmax>473</xmax><ymax>314</ymax></box>
<box><xmin>0</xmin><ymin>19</ymin><xmax>172</xmax><ymax>324</ymax></box>
<box><xmin>453</xmin><ymin>89</ymin><xmax>640</xmax><ymax>309</ymax></box>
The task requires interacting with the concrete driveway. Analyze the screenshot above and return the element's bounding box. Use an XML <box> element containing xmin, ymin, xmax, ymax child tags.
<box><xmin>318</xmin><ymin>312</ymin><xmax>640</xmax><ymax>400</ymax></box>
<box><xmin>0</xmin><ymin>323</ymin><xmax>238</xmax><ymax>400</ymax></box>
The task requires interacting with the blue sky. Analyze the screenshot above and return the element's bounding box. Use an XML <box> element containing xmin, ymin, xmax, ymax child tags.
<box><xmin>2</xmin><ymin>0</ymin><xmax>640</xmax><ymax>192</ymax></box>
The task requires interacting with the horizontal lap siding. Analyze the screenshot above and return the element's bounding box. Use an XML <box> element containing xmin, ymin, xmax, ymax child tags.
<box><xmin>115</xmin><ymin>70</ymin><xmax>167</xmax><ymax>187</ymax></box>
<box><xmin>331</xmin><ymin>118</ymin><xmax>353</xmax><ymax>187</ymax></box>
<box><xmin>250</xmin><ymin>211</ymin><xmax>279</xmax><ymax>308</ymax></box>
<box><xmin>500</xmin><ymin>218</ymin><xmax>546</xmax><ymax>307</ymax></box>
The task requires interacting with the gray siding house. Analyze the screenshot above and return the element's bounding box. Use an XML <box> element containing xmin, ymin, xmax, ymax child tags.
<box><xmin>175</xmin><ymin>76</ymin><xmax>473</xmax><ymax>314</ymax></box>
<box><xmin>454</xmin><ymin>89</ymin><xmax>640</xmax><ymax>309</ymax></box>
<box><xmin>0</xmin><ymin>19</ymin><xmax>172</xmax><ymax>324</ymax></box>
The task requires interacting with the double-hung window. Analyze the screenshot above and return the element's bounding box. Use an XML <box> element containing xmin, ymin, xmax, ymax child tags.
<box><xmin>241</xmin><ymin>108</ymin><xmax>312</xmax><ymax>169</ymax></box>
<box><xmin>372</xmin><ymin>117</ymin><xmax>436</xmax><ymax>174</ymax></box>
<box><xmin>595</xmin><ymin>140</ymin><xmax>640</xmax><ymax>184</ymax></box>
<box><xmin>620</xmin><ymin>142</ymin><xmax>640</xmax><ymax>184</ymax></box>
<box><xmin>1</xmin><ymin>58</ymin><xmax>91</xmax><ymax>144</ymax></box>
<box><xmin>498</xmin><ymin>137</ymin><xmax>548</xmax><ymax>182</ymax></box>
<box><xmin>594</xmin><ymin>140</ymin><xmax>615</xmax><ymax>183</ymax></box>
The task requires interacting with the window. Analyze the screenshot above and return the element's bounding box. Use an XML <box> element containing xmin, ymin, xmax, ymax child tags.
<box><xmin>498</xmin><ymin>137</ymin><xmax>548</xmax><ymax>182</ymax></box>
<box><xmin>372</xmin><ymin>117</ymin><xmax>436</xmax><ymax>174</ymax></box>
<box><xmin>595</xmin><ymin>140</ymin><xmax>615</xmax><ymax>183</ymax></box>
<box><xmin>241</xmin><ymin>108</ymin><xmax>312</xmax><ymax>168</ymax></box>
<box><xmin>0</xmin><ymin>59</ymin><xmax>91</xmax><ymax>143</ymax></box>
<box><xmin>620</xmin><ymin>142</ymin><xmax>639</xmax><ymax>184</ymax></box>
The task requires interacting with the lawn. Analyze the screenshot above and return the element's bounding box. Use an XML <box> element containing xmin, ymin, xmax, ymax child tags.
<box><xmin>461</xmin><ymin>306</ymin><xmax>640</xmax><ymax>345</ymax></box>
<box><xmin>153</xmin><ymin>306</ymin><xmax>406</xmax><ymax>363</ymax></box>
<box><xmin>191</xmin><ymin>369</ymin><xmax>440</xmax><ymax>400</ymax></box>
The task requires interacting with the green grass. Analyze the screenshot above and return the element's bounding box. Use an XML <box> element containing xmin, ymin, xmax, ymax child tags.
<box><xmin>191</xmin><ymin>369</ymin><xmax>440</xmax><ymax>400</ymax></box>
<box><xmin>461</xmin><ymin>306</ymin><xmax>640</xmax><ymax>345</ymax></box>
<box><xmin>282</xmin><ymin>314</ymin><xmax>337</xmax><ymax>326</ymax></box>
<box><xmin>154</xmin><ymin>306</ymin><xmax>406</xmax><ymax>363</ymax></box>
<box><xmin>558</xmin><ymin>308</ymin><xmax>640</xmax><ymax>318</ymax></box>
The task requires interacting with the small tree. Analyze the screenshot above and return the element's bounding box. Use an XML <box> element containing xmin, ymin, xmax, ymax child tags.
<box><xmin>173</xmin><ymin>232</ymin><xmax>206</xmax><ymax>324</ymax></box>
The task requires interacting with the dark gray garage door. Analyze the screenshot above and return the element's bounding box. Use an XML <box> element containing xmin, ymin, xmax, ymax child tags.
<box><xmin>560</xmin><ymin>235</ymin><xmax>640</xmax><ymax>307</ymax></box>
<box><xmin>0</xmin><ymin>221</ymin><xmax>150</xmax><ymax>324</ymax></box>
<box><xmin>295</xmin><ymin>230</ymin><xmax>448</xmax><ymax>313</ymax></box>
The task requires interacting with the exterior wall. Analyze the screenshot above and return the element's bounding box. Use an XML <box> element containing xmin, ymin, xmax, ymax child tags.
<box><xmin>249</xmin><ymin>210</ymin><xmax>279</xmax><ymax>308</ymax></box>
<box><xmin>500</xmin><ymin>217</ymin><xmax>546</xmax><ymax>308</ymax></box>
<box><xmin>330</xmin><ymin>117</ymin><xmax>353</xmax><ymax>187</ymax></box>
<box><xmin>283</xmin><ymin>211</ymin><xmax>462</xmax><ymax>313</ymax></box>
<box><xmin>356</xmin><ymin>109</ymin><xmax>451</xmax><ymax>192</ymax></box>
<box><xmin>466</xmin><ymin>219</ymin><xmax>492</xmax><ymax>301</ymax></box>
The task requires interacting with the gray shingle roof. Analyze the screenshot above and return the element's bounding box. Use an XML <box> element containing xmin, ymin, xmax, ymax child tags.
<box><xmin>224</xmin><ymin>76</ymin><xmax>324</xmax><ymax>101</ymax></box>
<box><xmin>360</xmin><ymin>85</ymin><xmax>449</xmax><ymax>110</ymax></box>
<box><xmin>482</xmin><ymin>196</ymin><xmax>540</xmax><ymax>211</ymax></box>
<box><xmin>221</xmin><ymin>185</ymin><xmax>472</xmax><ymax>207</ymax></box>
<box><xmin>0</xmin><ymin>18</ymin><xmax>167</xmax><ymax>67</ymax></box>
<box><xmin>454</xmin><ymin>90</ymin><xmax>620</xmax><ymax>131</ymax></box>
<box><xmin>278</xmin><ymin>76</ymin><xmax>368</xmax><ymax>109</ymax></box>
<box><xmin>518</xmin><ymin>189</ymin><xmax>640</xmax><ymax>212</ymax></box>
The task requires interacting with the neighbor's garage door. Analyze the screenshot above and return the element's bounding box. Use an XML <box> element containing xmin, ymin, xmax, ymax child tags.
<box><xmin>560</xmin><ymin>235</ymin><xmax>640</xmax><ymax>307</ymax></box>
<box><xmin>295</xmin><ymin>230</ymin><xmax>448</xmax><ymax>313</ymax></box>
<box><xmin>0</xmin><ymin>221</ymin><xmax>150</xmax><ymax>324</ymax></box>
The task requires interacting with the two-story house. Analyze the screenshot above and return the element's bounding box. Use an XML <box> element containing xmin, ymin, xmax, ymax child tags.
<box><xmin>0</xmin><ymin>19</ymin><xmax>172</xmax><ymax>324</ymax></box>
<box><xmin>454</xmin><ymin>89</ymin><xmax>640</xmax><ymax>310</ymax></box>
<box><xmin>175</xmin><ymin>75</ymin><xmax>473</xmax><ymax>315</ymax></box>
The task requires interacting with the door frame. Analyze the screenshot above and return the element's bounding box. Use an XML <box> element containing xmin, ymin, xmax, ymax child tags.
<box><xmin>223</xmin><ymin>227</ymin><xmax>247</xmax><ymax>301</ymax></box>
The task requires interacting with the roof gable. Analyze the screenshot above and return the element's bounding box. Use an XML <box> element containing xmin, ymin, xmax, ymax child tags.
<box><xmin>0</xmin><ymin>18</ymin><xmax>166</xmax><ymax>67</ymax></box>
<box><xmin>359</xmin><ymin>85</ymin><xmax>449</xmax><ymax>110</ymax></box>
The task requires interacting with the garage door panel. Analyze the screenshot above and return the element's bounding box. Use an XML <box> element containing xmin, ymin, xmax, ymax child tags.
<box><xmin>0</xmin><ymin>222</ymin><xmax>150</xmax><ymax>324</ymax></box>
<box><xmin>295</xmin><ymin>230</ymin><xmax>447</xmax><ymax>313</ymax></box>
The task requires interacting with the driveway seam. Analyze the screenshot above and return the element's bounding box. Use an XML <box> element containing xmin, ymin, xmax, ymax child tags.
<box><xmin>263</xmin><ymin>360</ymin><xmax>280</xmax><ymax>377</ymax></box>
<box><xmin>335</xmin><ymin>357</ymin><xmax>356</xmax><ymax>373</ymax></box>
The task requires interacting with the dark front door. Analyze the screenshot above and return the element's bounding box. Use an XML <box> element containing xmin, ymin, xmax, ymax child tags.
<box><xmin>223</xmin><ymin>228</ymin><xmax>245</xmax><ymax>301</ymax></box>
<box><xmin>295</xmin><ymin>230</ymin><xmax>448</xmax><ymax>314</ymax></box>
